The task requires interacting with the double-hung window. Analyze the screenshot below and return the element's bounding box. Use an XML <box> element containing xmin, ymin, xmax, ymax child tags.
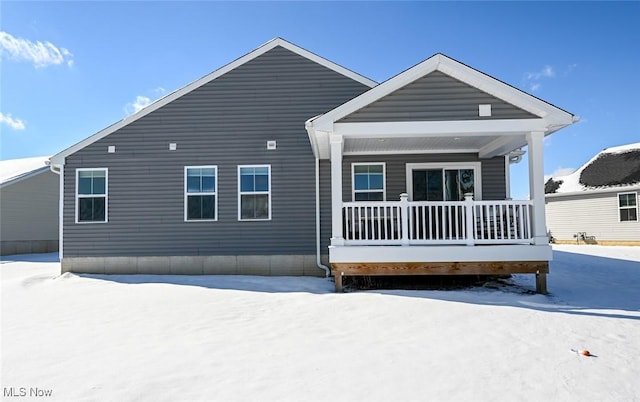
<box><xmin>352</xmin><ymin>163</ymin><xmax>385</xmax><ymax>201</ymax></box>
<box><xmin>238</xmin><ymin>165</ymin><xmax>271</xmax><ymax>220</ymax></box>
<box><xmin>618</xmin><ymin>192</ymin><xmax>638</xmax><ymax>222</ymax></box>
<box><xmin>76</xmin><ymin>168</ymin><xmax>108</xmax><ymax>223</ymax></box>
<box><xmin>185</xmin><ymin>166</ymin><xmax>217</xmax><ymax>221</ymax></box>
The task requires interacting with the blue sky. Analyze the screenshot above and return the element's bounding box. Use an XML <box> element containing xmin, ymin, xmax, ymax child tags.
<box><xmin>1</xmin><ymin>1</ymin><xmax>638</xmax><ymax>199</ymax></box>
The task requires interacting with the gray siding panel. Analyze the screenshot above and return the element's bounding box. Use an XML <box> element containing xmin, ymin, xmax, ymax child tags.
<box><xmin>1</xmin><ymin>170</ymin><xmax>59</xmax><ymax>255</ymax></box>
<box><xmin>341</xmin><ymin>154</ymin><xmax>506</xmax><ymax>202</ymax></box>
<box><xmin>340</xmin><ymin>71</ymin><xmax>537</xmax><ymax>122</ymax></box>
<box><xmin>63</xmin><ymin>46</ymin><xmax>369</xmax><ymax>257</ymax></box>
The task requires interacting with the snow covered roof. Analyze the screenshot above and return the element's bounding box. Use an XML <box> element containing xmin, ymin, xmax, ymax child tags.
<box><xmin>0</xmin><ymin>156</ymin><xmax>51</xmax><ymax>187</ymax></box>
<box><xmin>545</xmin><ymin>142</ymin><xmax>640</xmax><ymax>196</ymax></box>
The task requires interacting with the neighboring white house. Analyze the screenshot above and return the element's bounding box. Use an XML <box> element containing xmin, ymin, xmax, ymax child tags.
<box><xmin>545</xmin><ymin>143</ymin><xmax>640</xmax><ymax>245</ymax></box>
<box><xmin>0</xmin><ymin>157</ymin><xmax>59</xmax><ymax>255</ymax></box>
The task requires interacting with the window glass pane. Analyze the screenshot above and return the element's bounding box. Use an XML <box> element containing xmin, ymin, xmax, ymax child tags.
<box><xmin>241</xmin><ymin>194</ymin><xmax>255</xmax><ymax>219</ymax></box>
<box><xmin>93</xmin><ymin>177</ymin><xmax>106</xmax><ymax>195</ymax></box>
<box><xmin>187</xmin><ymin>176</ymin><xmax>201</xmax><ymax>193</ymax></box>
<box><xmin>354</xmin><ymin>165</ymin><xmax>368</xmax><ymax>174</ymax></box>
<box><xmin>78</xmin><ymin>176</ymin><xmax>92</xmax><ymax>194</ymax></box>
<box><xmin>354</xmin><ymin>192</ymin><xmax>369</xmax><ymax>201</ymax></box>
<box><xmin>254</xmin><ymin>167</ymin><xmax>269</xmax><ymax>175</ymax></box>
<box><xmin>79</xmin><ymin>197</ymin><xmax>105</xmax><ymax>222</ymax></box>
<box><xmin>369</xmin><ymin>173</ymin><xmax>384</xmax><ymax>190</ymax></box>
<box><xmin>368</xmin><ymin>165</ymin><xmax>383</xmax><ymax>174</ymax></box>
<box><xmin>459</xmin><ymin>169</ymin><xmax>474</xmax><ymax>194</ymax></box>
<box><xmin>426</xmin><ymin>169</ymin><xmax>444</xmax><ymax>201</ymax></box>
<box><xmin>78</xmin><ymin>198</ymin><xmax>93</xmax><ymax>221</ymax></box>
<box><xmin>201</xmin><ymin>195</ymin><xmax>215</xmax><ymax>219</ymax></box>
<box><xmin>201</xmin><ymin>175</ymin><xmax>215</xmax><ymax>192</ymax></box>
<box><xmin>241</xmin><ymin>194</ymin><xmax>269</xmax><ymax>219</ymax></box>
<box><xmin>354</xmin><ymin>174</ymin><xmax>369</xmax><ymax>190</ymax></box>
<box><xmin>92</xmin><ymin>197</ymin><xmax>105</xmax><ymax>221</ymax></box>
<box><xmin>187</xmin><ymin>195</ymin><xmax>201</xmax><ymax>219</ymax></box>
<box><xmin>619</xmin><ymin>193</ymin><xmax>636</xmax><ymax>207</ymax></box>
<box><xmin>444</xmin><ymin>170</ymin><xmax>460</xmax><ymax>201</ymax></box>
<box><xmin>187</xmin><ymin>195</ymin><xmax>215</xmax><ymax>220</ymax></box>
<box><xmin>255</xmin><ymin>173</ymin><xmax>269</xmax><ymax>192</ymax></box>
<box><xmin>412</xmin><ymin>170</ymin><xmax>427</xmax><ymax>201</ymax></box>
<box><xmin>240</xmin><ymin>173</ymin><xmax>254</xmax><ymax>192</ymax></box>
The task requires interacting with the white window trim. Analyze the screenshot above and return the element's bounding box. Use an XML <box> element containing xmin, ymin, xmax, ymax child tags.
<box><xmin>352</xmin><ymin>162</ymin><xmax>386</xmax><ymax>201</ymax></box>
<box><xmin>238</xmin><ymin>165</ymin><xmax>272</xmax><ymax>221</ymax></box>
<box><xmin>184</xmin><ymin>166</ymin><xmax>218</xmax><ymax>222</ymax></box>
<box><xmin>618</xmin><ymin>191</ymin><xmax>638</xmax><ymax>222</ymax></box>
<box><xmin>406</xmin><ymin>162</ymin><xmax>482</xmax><ymax>201</ymax></box>
<box><xmin>75</xmin><ymin>168</ymin><xmax>108</xmax><ymax>224</ymax></box>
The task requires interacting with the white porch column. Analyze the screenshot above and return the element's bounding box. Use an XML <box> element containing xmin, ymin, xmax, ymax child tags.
<box><xmin>527</xmin><ymin>131</ymin><xmax>548</xmax><ymax>245</ymax></box>
<box><xmin>330</xmin><ymin>134</ymin><xmax>345</xmax><ymax>246</ymax></box>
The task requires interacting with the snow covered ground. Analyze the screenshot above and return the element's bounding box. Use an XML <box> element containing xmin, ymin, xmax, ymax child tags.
<box><xmin>2</xmin><ymin>245</ymin><xmax>639</xmax><ymax>401</ymax></box>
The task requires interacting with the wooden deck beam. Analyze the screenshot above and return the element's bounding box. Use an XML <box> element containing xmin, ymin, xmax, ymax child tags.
<box><xmin>331</xmin><ymin>261</ymin><xmax>549</xmax><ymax>293</ymax></box>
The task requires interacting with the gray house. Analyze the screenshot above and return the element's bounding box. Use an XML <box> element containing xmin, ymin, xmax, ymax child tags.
<box><xmin>49</xmin><ymin>38</ymin><xmax>576</xmax><ymax>292</ymax></box>
<box><xmin>0</xmin><ymin>157</ymin><xmax>59</xmax><ymax>255</ymax></box>
<box><xmin>545</xmin><ymin>143</ymin><xmax>639</xmax><ymax>245</ymax></box>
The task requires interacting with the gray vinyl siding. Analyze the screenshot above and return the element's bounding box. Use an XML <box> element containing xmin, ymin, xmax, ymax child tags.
<box><xmin>1</xmin><ymin>170</ymin><xmax>59</xmax><ymax>255</ymax></box>
<box><xmin>339</xmin><ymin>71</ymin><xmax>537</xmax><ymax>122</ymax></box>
<box><xmin>62</xmin><ymin>46</ymin><xmax>369</xmax><ymax>257</ymax></box>
<box><xmin>546</xmin><ymin>191</ymin><xmax>640</xmax><ymax>242</ymax></box>
<box><xmin>342</xmin><ymin>154</ymin><xmax>506</xmax><ymax>202</ymax></box>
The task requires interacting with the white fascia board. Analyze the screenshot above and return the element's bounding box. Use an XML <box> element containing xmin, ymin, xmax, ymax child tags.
<box><xmin>329</xmin><ymin>244</ymin><xmax>552</xmax><ymax>263</ymax></box>
<box><xmin>545</xmin><ymin>184</ymin><xmax>640</xmax><ymax>199</ymax></box>
<box><xmin>333</xmin><ymin>118</ymin><xmax>548</xmax><ymax>137</ymax></box>
<box><xmin>50</xmin><ymin>38</ymin><xmax>377</xmax><ymax>166</ymax></box>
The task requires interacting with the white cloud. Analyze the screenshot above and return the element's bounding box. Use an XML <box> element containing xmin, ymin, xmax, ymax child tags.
<box><xmin>124</xmin><ymin>96</ymin><xmax>152</xmax><ymax>115</ymax></box>
<box><xmin>527</xmin><ymin>65</ymin><xmax>555</xmax><ymax>80</ymax></box>
<box><xmin>0</xmin><ymin>31</ymin><xmax>74</xmax><ymax>68</ymax></box>
<box><xmin>524</xmin><ymin>65</ymin><xmax>556</xmax><ymax>91</ymax></box>
<box><xmin>0</xmin><ymin>112</ymin><xmax>26</xmax><ymax>130</ymax></box>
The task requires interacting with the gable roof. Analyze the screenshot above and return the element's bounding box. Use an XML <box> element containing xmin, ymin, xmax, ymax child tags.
<box><xmin>307</xmin><ymin>53</ymin><xmax>576</xmax><ymax>132</ymax></box>
<box><xmin>0</xmin><ymin>156</ymin><xmax>51</xmax><ymax>188</ymax></box>
<box><xmin>49</xmin><ymin>38</ymin><xmax>377</xmax><ymax>166</ymax></box>
<box><xmin>545</xmin><ymin>142</ymin><xmax>640</xmax><ymax>196</ymax></box>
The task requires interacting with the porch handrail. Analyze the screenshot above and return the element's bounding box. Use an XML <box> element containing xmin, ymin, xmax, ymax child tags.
<box><xmin>342</xmin><ymin>196</ymin><xmax>534</xmax><ymax>246</ymax></box>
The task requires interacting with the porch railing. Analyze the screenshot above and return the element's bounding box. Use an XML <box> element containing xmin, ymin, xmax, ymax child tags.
<box><xmin>342</xmin><ymin>194</ymin><xmax>533</xmax><ymax>246</ymax></box>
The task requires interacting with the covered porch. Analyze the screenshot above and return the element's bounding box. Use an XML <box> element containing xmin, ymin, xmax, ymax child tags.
<box><xmin>305</xmin><ymin>54</ymin><xmax>576</xmax><ymax>293</ymax></box>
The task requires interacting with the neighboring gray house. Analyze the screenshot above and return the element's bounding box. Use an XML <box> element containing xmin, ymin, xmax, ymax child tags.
<box><xmin>49</xmin><ymin>38</ymin><xmax>576</xmax><ymax>293</ymax></box>
<box><xmin>0</xmin><ymin>157</ymin><xmax>59</xmax><ymax>255</ymax></box>
<box><xmin>545</xmin><ymin>143</ymin><xmax>640</xmax><ymax>245</ymax></box>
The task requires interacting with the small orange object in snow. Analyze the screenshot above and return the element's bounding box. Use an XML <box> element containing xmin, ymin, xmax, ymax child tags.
<box><xmin>580</xmin><ymin>350</ymin><xmax>591</xmax><ymax>356</ymax></box>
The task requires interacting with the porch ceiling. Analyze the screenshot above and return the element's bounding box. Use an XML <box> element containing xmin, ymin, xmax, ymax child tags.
<box><xmin>343</xmin><ymin>134</ymin><xmax>520</xmax><ymax>155</ymax></box>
